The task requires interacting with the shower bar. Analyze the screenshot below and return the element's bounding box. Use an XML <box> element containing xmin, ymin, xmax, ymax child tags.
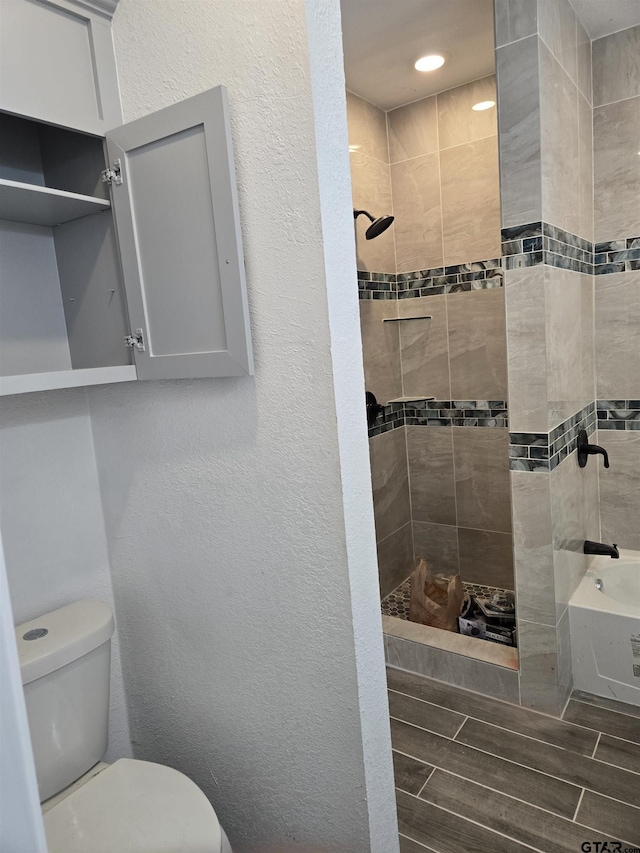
<box><xmin>382</xmin><ymin>316</ymin><xmax>432</xmax><ymax>322</ymax></box>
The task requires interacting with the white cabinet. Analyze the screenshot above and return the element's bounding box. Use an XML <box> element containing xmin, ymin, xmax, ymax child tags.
<box><xmin>0</xmin><ymin>0</ymin><xmax>253</xmax><ymax>396</ymax></box>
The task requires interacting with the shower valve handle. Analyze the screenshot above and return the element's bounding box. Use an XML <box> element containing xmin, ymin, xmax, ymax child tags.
<box><xmin>577</xmin><ymin>429</ymin><xmax>609</xmax><ymax>469</ymax></box>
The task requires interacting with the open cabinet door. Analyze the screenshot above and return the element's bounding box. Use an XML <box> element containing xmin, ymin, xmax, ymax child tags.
<box><xmin>106</xmin><ymin>87</ymin><xmax>253</xmax><ymax>380</ymax></box>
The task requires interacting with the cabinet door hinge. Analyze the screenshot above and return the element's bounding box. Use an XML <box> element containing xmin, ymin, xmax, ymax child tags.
<box><xmin>101</xmin><ymin>159</ymin><xmax>123</xmax><ymax>185</ymax></box>
<box><xmin>124</xmin><ymin>329</ymin><xmax>145</xmax><ymax>351</ymax></box>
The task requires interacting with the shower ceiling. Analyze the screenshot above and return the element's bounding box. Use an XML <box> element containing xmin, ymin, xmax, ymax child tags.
<box><xmin>570</xmin><ymin>0</ymin><xmax>640</xmax><ymax>38</ymax></box>
<box><xmin>340</xmin><ymin>0</ymin><xmax>495</xmax><ymax>110</ymax></box>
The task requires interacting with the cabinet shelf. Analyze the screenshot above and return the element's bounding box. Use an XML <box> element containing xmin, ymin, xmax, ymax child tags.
<box><xmin>0</xmin><ymin>178</ymin><xmax>110</xmax><ymax>227</ymax></box>
<box><xmin>0</xmin><ymin>365</ymin><xmax>137</xmax><ymax>397</ymax></box>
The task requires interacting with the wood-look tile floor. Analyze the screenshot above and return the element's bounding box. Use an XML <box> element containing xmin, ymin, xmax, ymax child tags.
<box><xmin>388</xmin><ymin>667</ymin><xmax>640</xmax><ymax>853</ymax></box>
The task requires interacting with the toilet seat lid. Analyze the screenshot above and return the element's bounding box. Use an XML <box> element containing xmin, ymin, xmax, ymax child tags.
<box><xmin>44</xmin><ymin>758</ymin><xmax>223</xmax><ymax>853</ymax></box>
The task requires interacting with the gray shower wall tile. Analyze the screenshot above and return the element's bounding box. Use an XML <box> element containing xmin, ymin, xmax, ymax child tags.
<box><xmin>378</xmin><ymin>521</ymin><xmax>414</xmax><ymax>599</ymax></box>
<box><xmin>453</xmin><ymin>427</ymin><xmax>512</xmax><ymax>534</ymax></box>
<box><xmin>398</xmin><ymin>296</ymin><xmax>450</xmax><ymax>400</ymax></box>
<box><xmin>556</xmin><ymin>607</ymin><xmax>573</xmax><ymax>710</ymax></box>
<box><xmin>391</xmin><ymin>152</ymin><xmax>444</xmax><ymax>274</ymax></box>
<box><xmin>510</xmin><ymin>471</ymin><xmax>556</xmax><ymax>626</ymax></box>
<box><xmin>412</xmin><ymin>521</ymin><xmax>460</xmax><ymax>577</ymax></box>
<box><xmin>440</xmin><ymin>135</ymin><xmax>502</xmax><ymax>267</ymax></box>
<box><xmin>448</xmin><ymin>288</ymin><xmax>508</xmax><ymax>401</ymax></box>
<box><xmin>359</xmin><ymin>297</ymin><xmax>401</xmax><ymax>404</ymax></box>
<box><xmin>578</xmin><ymin>93</ymin><xmax>594</xmax><ymax>245</ymax></box>
<box><xmin>594</xmin><ymin>270</ymin><xmax>640</xmax><ymax>400</ymax></box>
<box><xmin>387</xmin><ymin>96</ymin><xmax>438</xmax><ymax>164</ymax></box>
<box><xmin>494</xmin><ymin>0</ymin><xmax>537</xmax><ymax>48</ymax></box>
<box><xmin>369</xmin><ymin>426</ymin><xmax>411</xmax><ymax>542</ymax></box>
<box><xmin>406</xmin><ymin>426</ymin><xmax>456</xmax><ymax>527</ymax></box>
<box><xmin>539</xmin><ymin>40</ymin><xmax>580</xmax><ymax>238</ymax></box>
<box><xmin>436</xmin><ymin>76</ymin><xmax>497</xmax><ymax>150</ymax></box>
<box><xmin>458</xmin><ymin>528</ymin><xmax>514</xmax><ymax>589</ymax></box>
<box><xmin>386</xmin><ymin>636</ymin><xmax>520</xmax><ymax>702</ymax></box>
<box><xmin>496</xmin><ymin>36</ymin><xmax>542</xmax><ymax>227</ymax></box>
<box><xmin>518</xmin><ymin>619</ymin><xmax>565</xmax><ymax>716</ymax></box>
<box><xmin>580</xmin><ymin>273</ymin><xmax>595</xmax><ymax>405</ymax></box>
<box><xmin>594</xmin><ymin>95</ymin><xmax>640</xmax><ymax>242</ymax></box>
<box><xmin>598</xmin><ymin>430</ymin><xmax>640</xmax><ymax>552</ymax></box>
<box><xmin>350</xmin><ymin>150</ymin><xmax>396</xmax><ymax>274</ymax></box>
<box><xmin>544</xmin><ymin>266</ymin><xmax>584</xmax><ymax>429</ymax></box>
<box><xmin>346</xmin><ymin>90</ymin><xmax>390</xmax><ymax>163</ymax></box>
<box><xmin>504</xmin><ymin>266</ymin><xmax>548</xmax><ymax>434</ymax></box>
<box><xmin>592</xmin><ymin>25</ymin><xmax>640</xmax><ymax>108</ymax></box>
<box><xmin>537</xmin><ymin>0</ymin><xmax>578</xmax><ymax>85</ymax></box>
<box><xmin>550</xmin><ymin>451</ymin><xmax>590</xmax><ymax>621</ymax></box>
<box><xmin>576</xmin><ymin>19</ymin><xmax>592</xmax><ymax>106</ymax></box>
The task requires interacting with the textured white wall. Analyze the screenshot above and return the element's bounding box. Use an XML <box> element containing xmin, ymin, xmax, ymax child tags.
<box><xmin>87</xmin><ymin>0</ymin><xmax>396</xmax><ymax>851</ymax></box>
<box><xmin>0</xmin><ymin>389</ymin><xmax>131</xmax><ymax>763</ymax></box>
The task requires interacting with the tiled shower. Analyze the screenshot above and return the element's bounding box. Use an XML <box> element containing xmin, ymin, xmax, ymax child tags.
<box><xmin>349</xmin><ymin>1</ymin><xmax>640</xmax><ymax>716</ymax></box>
<box><xmin>349</xmin><ymin>78</ymin><xmax>515</xmax><ymax>607</ymax></box>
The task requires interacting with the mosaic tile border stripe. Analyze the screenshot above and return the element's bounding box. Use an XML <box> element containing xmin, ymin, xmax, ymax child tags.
<box><xmin>358</xmin><ymin>230</ymin><xmax>638</xmax><ymax>299</ymax></box>
<box><xmin>357</xmin><ymin>258</ymin><xmax>504</xmax><ymax>300</ymax></box>
<box><xmin>597</xmin><ymin>400</ymin><xmax>640</xmax><ymax>430</ymax></box>
<box><xmin>594</xmin><ymin>239</ymin><xmax>640</xmax><ymax>275</ymax></box>
<box><xmin>502</xmin><ymin>222</ymin><xmax>593</xmax><ymax>274</ymax></box>
<box><xmin>509</xmin><ymin>403</ymin><xmax>596</xmax><ymax>472</ymax></box>
<box><xmin>369</xmin><ymin>399</ymin><xmax>508</xmax><ymax>438</ymax></box>
<box><xmin>501</xmin><ymin>224</ymin><xmax>640</xmax><ymax>276</ymax></box>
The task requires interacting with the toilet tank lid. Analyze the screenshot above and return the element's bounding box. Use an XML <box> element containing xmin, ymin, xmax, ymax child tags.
<box><xmin>15</xmin><ymin>599</ymin><xmax>114</xmax><ymax>686</ymax></box>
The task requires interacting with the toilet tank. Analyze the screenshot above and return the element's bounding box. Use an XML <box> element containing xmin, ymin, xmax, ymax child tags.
<box><xmin>15</xmin><ymin>599</ymin><xmax>115</xmax><ymax>803</ymax></box>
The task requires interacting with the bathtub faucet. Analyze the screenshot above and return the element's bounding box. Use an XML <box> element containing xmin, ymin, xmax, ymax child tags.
<box><xmin>584</xmin><ymin>540</ymin><xmax>619</xmax><ymax>559</ymax></box>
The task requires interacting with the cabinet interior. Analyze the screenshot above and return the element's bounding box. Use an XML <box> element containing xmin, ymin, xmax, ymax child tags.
<box><xmin>0</xmin><ymin>112</ymin><xmax>133</xmax><ymax>389</ymax></box>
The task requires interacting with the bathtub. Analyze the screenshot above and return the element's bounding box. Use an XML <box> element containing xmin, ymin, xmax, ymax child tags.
<box><xmin>569</xmin><ymin>549</ymin><xmax>640</xmax><ymax>707</ymax></box>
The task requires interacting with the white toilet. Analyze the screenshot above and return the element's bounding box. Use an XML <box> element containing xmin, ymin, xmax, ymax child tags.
<box><xmin>15</xmin><ymin>598</ymin><xmax>233</xmax><ymax>853</ymax></box>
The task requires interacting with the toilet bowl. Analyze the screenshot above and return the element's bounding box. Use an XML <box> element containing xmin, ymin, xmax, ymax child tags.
<box><xmin>16</xmin><ymin>599</ymin><xmax>233</xmax><ymax>853</ymax></box>
<box><xmin>44</xmin><ymin>759</ymin><xmax>232</xmax><ymax>853</ymax></box>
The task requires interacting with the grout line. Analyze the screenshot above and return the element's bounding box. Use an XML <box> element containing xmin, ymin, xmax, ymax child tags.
<box><xmin>570</xmin><ymin>696</ymin><xmax>640</xmax><ymax>723</ymax></box>
<box><xmin>456</xmin><ymin>711</ymin><xmax>640</xmax><ymax>773</ymax></box>
<box><xmin>400</xmin><ymin>788</ymin><xmax>548</xmax><ymax>853</ymax></box>
<box><xmin>396</xmin><ymin>705</ymin><xmax>640</xmax><ymax>784</ymax></box>
<box><xmin>392</xmin><ymin>716</ymin><xmax>593</xmax><ymax>794</ymax></box>
<box><xmin>389</xmin><ymin>132</ymin><xmax>498</xmax><ymax>166</ymax></box>
<box><xmin>387</xmin><ymin>72</ymin><xmax>496</xmax><ymax>114</ymax></box>
<box><xmin>452</xmin><ymin>716</ymin><xmax>468</xmax><ymax>740</ymax></box>
<box><xmin>415</xmin><ymin>765</ymin><xmax>436</xmax><ymax>799</ymax></box>
<box><xmin>387</xmin><ymin>680</ymin><xmax>595</xmax><ymax>734</ymax></box>
<box><xmin>398</xmin><ymin>831</ymin><xmax>438</xmax><ymax>853</ymax></box>
<box><xmin>425</xmin><ymin>765</ymin><xmax>585</xmax><ymax>823</ymax></box>
<box><xmin>434</xmin><ymin>89</ymin><xmax>446</xmax><ymax>279</ymax></box>
<box><xmin>496</xmin><ymin>32</ymin><xmax>538</xmax><ymax>50</ymax></box>
<box><xmin>376</xmin><ymin>520</ymin><xmax>413</xmax><ymax>548</ymax></box>
<box><xmin>573</xmin><ymin>793</ymin><xmax>640</xmax><ymax>848</ymax></box>
<box><xmin>593</xmin><ymin>92</ymin><xmax>640</xmax><ymax>110</ymax></box>
<box><xmin>395</xmin><ymin>752</ymin><xmax>580</xmax><ymax>824</ymax></box>
<box><xmin>572</xmin><ymin>787</ymin><xmax>587</xmax><ymax>822</ymax></box>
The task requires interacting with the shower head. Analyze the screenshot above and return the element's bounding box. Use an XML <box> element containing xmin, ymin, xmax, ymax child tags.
<box><xmin>353</xmin><ymin>209</ymin><xmax>395</xmax><ymax>240</ymax></box>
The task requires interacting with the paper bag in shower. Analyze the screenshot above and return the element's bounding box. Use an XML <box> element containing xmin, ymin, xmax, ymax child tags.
<box><xmin>409</xmin><ymin>556</ymin><xmax>464</xmax><ymax>631</ymax></box>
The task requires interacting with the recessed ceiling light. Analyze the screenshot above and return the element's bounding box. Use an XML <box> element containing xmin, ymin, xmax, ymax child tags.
<box><xmin>472</xmin><ymin>100</ymin><xmax>496</xmax><ymax>111</ymax></box>
<box><xmin>348</xmin><ymin>144</ymin><xmax>361</xmax><ymax>152</ymax></box>
<box><xmin>414</xmin><ymin>54</ymin><xmax>445</xmax><ymax>72</ymax></box>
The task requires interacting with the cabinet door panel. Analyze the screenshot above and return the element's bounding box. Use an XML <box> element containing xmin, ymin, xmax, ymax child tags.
<box><xmin>106</xmin><ymin>87</ymin><xmax>253</xmax><ymax>380</ymax></box>
<box><xmin>0</xmin><ymin>0</ymin><xmax>121</xmax><ymax>135</ymax></box>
